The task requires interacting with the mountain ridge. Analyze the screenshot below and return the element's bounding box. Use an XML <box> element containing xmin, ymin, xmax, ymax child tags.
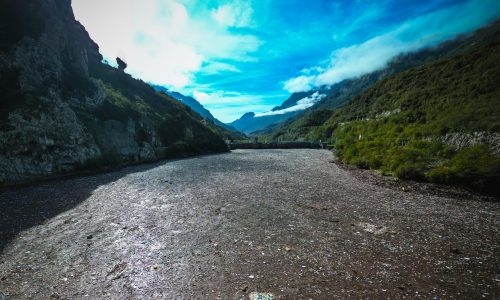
<box><xmin>151</xmin><ymin>85</ymin><xmax>244</xmax><ymax>140</ymax></box>
<box><xmin>263</xmin><ymin>22</ymin><xmax>500</xmax><ymax>194</ymax></box>
<box><xmin>262</xmin><ymin>21</ymin><xmax>500</xmax><ymax>141</ymax></box>
<box><xmin>0</xmin><ymin>0</ymin><xmax>228</xmax><ymax>184</ymax></box>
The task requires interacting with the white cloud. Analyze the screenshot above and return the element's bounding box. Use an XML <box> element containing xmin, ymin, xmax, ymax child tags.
<box><xmin>72</xmin><ymin>0</ymin><xmax>260</xmax><ymax>89</ymax></box>
<box><xmin>255</xmin><ymin>92</ymin><xmax>326</xmax><ymax>117</ymax></box>
<box><xmin>283</xmin><ymin>75</ymin><xmax>315</xmax><ymax>93</ymax></box>
<box><xmin>209</xmin><ymin>105</ymin><xmax>274</xmax><ymax>123</ymax></box>
<box><xmin>211</xmin><ymin>1</ymin><xmax>254</xmax><ymax>28</ymax></box>
<box><xmin>283</xmin><ymin>0</ymin><xmax>500</xmax><ymax>92</ymax></box>
<box><xmin>199</xmin><ymin>61</ymin><xmax>241</xmax><ymax>74</ymax></box>
<box><xmin>192</xmin><ymin>90</ymin><xmax>280</xmax><ymax>122</ymax></box>
<box><xmin>194</xmin><ymin>90</ymin><xmax>263</xmax><ymax>105</ymax></box>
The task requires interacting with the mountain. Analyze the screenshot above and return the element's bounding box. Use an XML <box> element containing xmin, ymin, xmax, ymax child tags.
<box><xmin>265</xmin><ymin>21</ymin><xmax>500</xmax><ymax>142</ymax></box>
<box><xmin>0</xmin><ymin>0</ymin><xmax>228</xmax><ymax>184</ymax></box>
<box><xmin>229</xmin><ymin>111</ymin><xmax>298</xmax><ymax>134</ymax></box>
<box><xmin>152</xmin><ymin>86</ymin><xmax>245</xmax><ymax>140</ymax></box>
<box><xmin>228</xmin><ymin>90</ymin><xmax>325</xmax><ymax>135</ymax></box>
<box><xmin>230</xmin><ymin>28</ymin><xmax>483</xmax><ymax>137</ymax></box>
<box><xmin>153</xmin><ymin>86</ymin><xmax>214</xmax><ymax>120</ymax></box>
<box><xmin>271</xmin><ymin>91</ymin><xmax>317</xmax><ymax>111</ymax></box>
<box><xmin>269</xmin><ymin>22</ymin><xmax>500</xmax><ymax>194</ymax></box>
<box><xmin>229</xmin><ymin>110</ymin><xmax>300</xmax><ymax>135</ymax></box>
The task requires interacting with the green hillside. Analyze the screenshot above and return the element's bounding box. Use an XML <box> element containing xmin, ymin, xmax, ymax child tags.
<box><xmin>314</xmin><ymin>38</ymin><xmax>500</xmax><ymax>194</ymax></box>
<box><xmin>265</xmin><ymin>22</ymin><xmax>500</xmax><ymax>142</ymax></box>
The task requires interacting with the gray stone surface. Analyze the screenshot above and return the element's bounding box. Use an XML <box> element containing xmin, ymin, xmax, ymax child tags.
<box><xmin>0</xmin><ymin>150</ymin><xmax>498</xmax><ymax>299</ymax></box>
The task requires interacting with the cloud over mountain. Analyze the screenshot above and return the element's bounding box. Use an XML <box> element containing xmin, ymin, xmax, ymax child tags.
<box><xmin>283</xmin><ymin>0</ymin><xmax>500</xmax><ymax>93</ymax></box>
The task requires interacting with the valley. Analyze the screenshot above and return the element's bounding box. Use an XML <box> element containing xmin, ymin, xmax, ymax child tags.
<box><xmin>1</xmin><ymin>150</ymin><xmax>498</xmax><ymax>299</ymax></box>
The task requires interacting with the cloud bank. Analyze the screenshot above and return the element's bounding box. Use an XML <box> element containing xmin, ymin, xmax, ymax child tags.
<box><xmin>72</xmin><ymin>0</ymin><xmax>259</xmax><ymax>89</ymax></box>
<box><xmin>193</xmin><ymin>90</ymin><xmax>281</xmax><ymax>122</ymax></box>
<box><xmin>283</xmin><ymin>0</ymin><xmax>500</xmax><ymax>93</ymax></box>
<box><xmin>255</xmin><ymin>92</ymin><xmax>326</xmax><ymax>117</ymax></box>
<box><xmin>211</xmin><ymin>0</ymin><xmax>254</xmax><ymax>28</ymax></box>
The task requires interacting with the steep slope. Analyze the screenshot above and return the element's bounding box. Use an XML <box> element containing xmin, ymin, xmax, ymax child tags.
<box><xmin>229</xmin><ymin>111</ymin><xmax>301</xmax><ymax>135</ymax></box>
<box><xmin>153</xmin><ymin>86</ymin><xmax>214</xmax><ymax>120</ymax></box>
<box><xmin>228</xmin><ymin>90</ymin><xmax>325</xmax><ymax>135</ymax></box>
<box><xmin>266</xmin><ymin>21</ymin><xmax>500</xmax><ymax>141</ymax></box>
<box><xmin>314</xmin><ymin>35</ymin><xmax>500</xmax><ymax>194</ymax></box>
<box><xmin>152</xmin><ymin>86</ymin><xmax>246</xmax><ymax>140</ymax></box>
<box><xmin>0</xmin><ymin>0</ymin><xmax>228</xmax><ymax>184</ymax></box>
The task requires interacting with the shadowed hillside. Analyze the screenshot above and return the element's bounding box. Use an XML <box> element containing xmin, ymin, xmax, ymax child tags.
<box><xmin>0</xmin><ymin>0</ymin><xmax>228</xmax><ymax>184</ymax></box>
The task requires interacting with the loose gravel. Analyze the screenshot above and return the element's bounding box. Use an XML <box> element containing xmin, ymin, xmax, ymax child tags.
<box><xmin>0</xmin><ymin>149</ymin><xmax>498</xmax><ymax>299</ymax></box>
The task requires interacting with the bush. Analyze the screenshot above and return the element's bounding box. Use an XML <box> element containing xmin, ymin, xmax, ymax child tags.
<box><xmin>427</xmin><ymin>144</ymin><xmax>500</xmax><ymax>194</ymax></box>
<box><xmin>395</xmin><ymin>163</ymin><xmax>425</xmax><ymax>180</ymax></box>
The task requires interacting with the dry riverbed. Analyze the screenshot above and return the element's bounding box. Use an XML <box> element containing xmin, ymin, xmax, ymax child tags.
<box><xmin>0</xmin><ymin>149</ymin><xmax>499</xmax><ymax>299</ymax></box>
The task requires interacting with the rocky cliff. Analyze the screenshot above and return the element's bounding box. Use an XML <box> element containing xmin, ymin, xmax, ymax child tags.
<box><xmin>0</xmin><ymin>0</ymin><xmax>228</xmax><ymax>184</ymax></box>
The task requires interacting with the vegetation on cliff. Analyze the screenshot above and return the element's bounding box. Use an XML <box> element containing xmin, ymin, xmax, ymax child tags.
<box><xmin>257</xmin><ymin>22</ymin><xmax>500</xmax><ymax>195</ymax></box>
<box><xmin>0</xmin><ymin>0</ymin><xmax>228</xmax><ymax>183</ymax></box>
<box><xmin>308</xmin><ymin>36</ymin><xmax>500</xmax><ymax>194</ymax></box>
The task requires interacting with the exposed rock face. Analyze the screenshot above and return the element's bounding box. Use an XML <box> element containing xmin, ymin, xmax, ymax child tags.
<box><xmin>0</xmin><ymin>0</ymin><xmax>227</xmax><ymax>184</ymax></box>
<box><xmin>441</xmin><ymin>132</ymin><xmax>500</xmax><ymax>156</ymax></box>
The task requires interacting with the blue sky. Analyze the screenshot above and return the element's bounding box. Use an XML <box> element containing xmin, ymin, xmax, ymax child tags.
<box><xmin>72</xmin><ymin>0</ymin><xmax>500</xmax><ymax>122</ymax></box>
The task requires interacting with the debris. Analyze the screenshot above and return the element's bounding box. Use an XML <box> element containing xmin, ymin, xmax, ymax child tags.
<box><xmin>107</xmin><ymin>262</ymin><xmax>127</xmax><ymax>280</ymax></box>
<box><xmin>357</xmin><ymin>222</ymin><xmax>389</xmax><ymax>235</ymax></box>
<box><xmin>86</xmin><ymin>234</ymin><xmax>93</xmax><ymax>240</ymax></box>
<box><xmin>249</xmin><ymin>292</ymin><xmax>274</xmax><ymax>300</ymax></box>
<box><xmin>284</xmin><ymin>247</ymin><xmax>291</xmax><ymax>252</ymax></box>
<box><xmin>248</xmin><ymin>275</ymin><xmax>255</xmax><ymax>279</ymax></box>
<box><xmin>330</xmin><ymin>261</ymin><xmax>336</xmax><ymax>269</ymax></box>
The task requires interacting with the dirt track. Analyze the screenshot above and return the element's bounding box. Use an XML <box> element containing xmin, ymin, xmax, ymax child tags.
<box><xmin>0</xmin><ymin>149</ymin><xmax>499</xmax><ymax>299</ymax></box>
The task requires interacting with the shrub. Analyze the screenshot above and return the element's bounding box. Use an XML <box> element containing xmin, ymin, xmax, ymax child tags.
<box><xmin>395</xmin><ymin>163</ymin><xmax>425</xmax><ymax>180</ymax></box>
<box><xmin>427</xmin><ymin>144</ymin><xmax>500</xmax><ymax>194</ymax></box>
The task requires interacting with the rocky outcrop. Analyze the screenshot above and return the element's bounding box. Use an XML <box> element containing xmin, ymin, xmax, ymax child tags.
<box><xmin>441</xmin><ymin>132</ymin><xmax>500</xmax><ymax>156</ymax></box>
<box><xmin>116</xmin><ymin>57</ymin><xmax>127</xmax><ymax>71</ymax></box>
<box><xmin>0</xmin><ymin>0</ymin><xmax>227</xmax><ymax>184</ymax></box>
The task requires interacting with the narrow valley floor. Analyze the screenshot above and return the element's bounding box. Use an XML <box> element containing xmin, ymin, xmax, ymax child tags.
<box><xmin>0</xmin><ymin>149</ymin><xmax>498</xmax><ymax>299</ymax></box>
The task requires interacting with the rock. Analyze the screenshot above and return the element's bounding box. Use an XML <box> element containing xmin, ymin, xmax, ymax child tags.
<box><xmin>0</xmin><ymin>0</ymin><xmax>228</xmax><ymax>185</ymax></box>
<box><xmin>441</xmin><ymin>132</ymin><xmax>500</xmax><ymax>155</ymax></box>
<box><xmin>284</xmin><ymin>247</ymin><xmax>292</xmax><ymax>252</ymax></box>
<box><xmin>249</xmin><ymin>292</ymin><xmax>274</xmax><ymax>300</ymax></box>
<box><xmin>116</xmin><ymin>57</ymin><xmax>127</xmax><ymax>71</ymax></box>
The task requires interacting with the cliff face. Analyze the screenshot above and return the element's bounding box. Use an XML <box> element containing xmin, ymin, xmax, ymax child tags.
<box><xmin>0</xmin><ymin>0</ymin><xmax>227</xmax><ymax>184</ymax></box>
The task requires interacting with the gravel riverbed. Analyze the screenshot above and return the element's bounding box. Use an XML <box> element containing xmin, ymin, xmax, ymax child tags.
<box><xmin>0</xmin><ymin>149</ymin><xmax>498</xmax><ymax>299</ymax></box>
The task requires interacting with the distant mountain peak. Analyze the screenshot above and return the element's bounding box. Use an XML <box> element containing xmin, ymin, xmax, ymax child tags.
<box><xmin>240</xmin><ymin>112</ymin><xmax>255</xmax><ymax>119</ymax></box>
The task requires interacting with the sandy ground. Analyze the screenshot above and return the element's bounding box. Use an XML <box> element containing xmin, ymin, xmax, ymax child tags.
<box><xmin>0</xmin><ymin>149</ymin><xmax>499</xmax><ymax>299</ymax></box>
